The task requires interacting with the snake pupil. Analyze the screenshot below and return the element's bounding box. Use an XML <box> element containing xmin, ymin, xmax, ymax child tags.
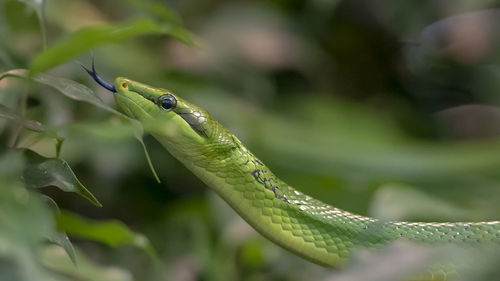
<box><xmin>159</xmin><ymin>94</ymin><xmax>177</xmax><ymax>110</ymax></box>
<box><xmin>161</xmin><ymin>99</ymin><xmax>173</xmax><ymax>109</ymax></box>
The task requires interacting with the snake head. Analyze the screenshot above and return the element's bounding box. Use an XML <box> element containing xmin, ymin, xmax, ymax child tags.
<box><xmin>84</xmin><ymin>61</ymin><xmax>238</xmax><ymax>160</ymax></box>
<box><xmin>112</xmin><ymin>77</ymin><xmax>218</xmax><ymax>146</ymax></box>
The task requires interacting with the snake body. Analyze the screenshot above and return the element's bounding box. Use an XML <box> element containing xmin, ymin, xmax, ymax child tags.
<box><xmin>88</xmin><ymin>73</ymin><xmax>500</xmax><ymax>268</ymax></box>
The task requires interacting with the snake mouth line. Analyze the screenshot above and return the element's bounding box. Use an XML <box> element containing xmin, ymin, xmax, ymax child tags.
<box><xmin>115</xmin><ymin>92</ymin><xmax>152</xmax><ymax>120</ymax></box>
<box><xmin>116</xmin><ymin>89</ymin><xmax>204</xmax><ymax>138</ymax></box>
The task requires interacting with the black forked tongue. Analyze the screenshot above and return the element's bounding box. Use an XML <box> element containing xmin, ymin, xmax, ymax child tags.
<box><xmin>81</xmin><ymin>58</ymin><xmax>116</xmax><ymax>93</ymax></box>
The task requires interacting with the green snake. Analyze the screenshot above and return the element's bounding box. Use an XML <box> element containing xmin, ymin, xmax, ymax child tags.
<box><xmin>84</xmin><ymin>64</ymin><xmax>500</xmax><ymax>268</ymax></box>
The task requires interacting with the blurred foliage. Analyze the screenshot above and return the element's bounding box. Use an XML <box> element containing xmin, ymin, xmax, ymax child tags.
<box><xmin>1</xmin><ymin>0</ymin><xmax>500</xmax><ymax>280</ymax></box>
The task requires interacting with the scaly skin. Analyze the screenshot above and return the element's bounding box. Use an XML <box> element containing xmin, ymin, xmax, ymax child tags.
<box><xmin>102</xmin><ymin>76</ymin><xmax>500</xmax><ymax>268</ymax></box>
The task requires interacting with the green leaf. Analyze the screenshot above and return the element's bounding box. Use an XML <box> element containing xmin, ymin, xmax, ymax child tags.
<box><xmin>56</xmin><ymin>211</ymin><xmax>158</xmax><ymax>261</ymax></box>
<box><xmin>34</xmin><ymin>71</ymin><xmax>160</xmax><ymax>182</ymax></box>
<box><xmin>29</xmin><ymin>18</ymin><xmax>193</xmax><ymax>74</ymax></box>
<box><xmin>132</xmin><ymin>121</ymin><xmax>161</xmax><ymax>183</ymax></box>
<box><xmin>33</xmin><ymin>71</ymin><xmax>122</xmax><ymax>115</ymax></box>
<box><xmin>0</xmin><ymin>69</ymin><xmax>124</xmax><ymax>117</ymax></box>
<box><xmin>22</xmin><ymin>150</ymin><xmax>102</xmax><ymax>207</ymax></box>
<box><xmin>47</xmin><ymin>232</ymin><xmax>77</xmax><ymax>267</ymax></box>
<box><xmin>1</xmin><ymin>70</ymin><xmax>160</xmax><ymax>183</ymax></box>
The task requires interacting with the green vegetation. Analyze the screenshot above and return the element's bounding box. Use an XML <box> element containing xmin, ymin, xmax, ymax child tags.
<box><xmin>1</xmin><ymin>0</ymin><xmax>500</xmax><ymax>280</ymax></box>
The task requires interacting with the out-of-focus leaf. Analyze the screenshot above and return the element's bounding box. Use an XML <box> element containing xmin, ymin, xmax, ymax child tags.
<box><xmin>35</xmin><ymin>72</ymin><xmax>107</xmax><ymax>108</ymax></box>
<box><xmin>0</xmin><ymin>95</ymin><xmax>62</xmax><ymax>152</ymax></box>
<box><xmin>420</xmin><ymin>9</ymin><xmax>500</xmax><ymax>64</ymax></box>
<box><xmin>40</xmin><ymin>245</ymin><xmax>133</xmax><ymax>281</ymax></box>
<box><xmin>23</xmin><ymin>150</ymin><xmax>102</xmax><ymax>207</ymax></box>
<box><xmin>43</xmin><ymin>195</ymin><xmax>77</xmax><ymax>266</ymax></box>
<box><xmin>16</xmin><ymin>0</ymin><xmax>45</xmax><ymax>24</ymax></box>
<box><xmin>0</xmin><ymin>103</ymin><xmax>45</xmax><ymax>132</ymax></box>
<box><xmin>254</xmin><ymin>108</ymin><xmax>500</xmax><ymax>179</ymax></box>
<box><xmin>457</xmin><ymin>251</ymin><xmax>500</xmax><ymax>281</ymax></box>
<box><xmin>55</xmin><ymin>138</ymin><xmax>64</xmax><ymax>158</ymax></box>
<box><xmin>0</xmin><ymin>45</ymin><xmax>14</xmax><ymax>68</ymax></box>
<box><xmin>323</xmin><ymin>241</ymin><xmax>500</xmax><ymax>281</ymax></box>
<box><xmin>0</xmin><ymin>174</ymin><xmax>61</xmax><ymax>281</ymax></box>
<box><xmin>29</xmin><ymin>18</ymin><xmax>193</xmax><ymax>74</ymax></box>
<box><xmin>69</xmin><ymin>120</ymin><xmax>161</xmax><ymax>183</ymax></box>
<box><xmin>322</xmin><ymin>242</ymin><xmax>449</xmax><ymax>281</ymax></box>
<box><xmin>56</xmin><ymin>211</ymin><xmax>158</xmax><ymax>261</ymax></box>
<box><xmin>369</xmin><ymin>184</ymin><xmax>472</xmax><ymax>221</ymax></box>
<box><xmin>0</xmin><ymin>69</ymin><xmax>123</xmax><ymax>116</ymax></box>
<box><xmin>132</xmin><ymin>121</ymin><xmax>160</xmax><ymax>183</ymax></box>
<box><xmin>0</xmin><ymin>183</ymin><xmax>53</xmax><ymax>245</ymax></box>
<box><xmin>33</xmin><ymin>71</ymin><xmax>124</xmax><ymax>116</ymax></box>
<box><xmin>123</xmin><ymin>0</ymin><xmax>182</xmax><ymax>25</ymax></box>
<box><xmin>67</xmin><ymin>120</ymin><xmax>136</xmax><ymax>141</ymax></box>
<box><xmin>0</xmin><ymin>150</ymin><xmax>24</xmax><ymax>179</ymax></box>
<box><xmin>47</xmin><ymin>232</ymin><xmax>77</xmax><ymax>266</ymax></box>
<box><xmin>17</xmin><ymin>0</ymin><xmax>47</xmax><ymax>48</ymax></box>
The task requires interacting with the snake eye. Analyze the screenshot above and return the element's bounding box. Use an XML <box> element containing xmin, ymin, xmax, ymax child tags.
<box><xmin>158</xmin><ymin>94</ymin><xmax>177</xmax><ymax>110</ymax></box>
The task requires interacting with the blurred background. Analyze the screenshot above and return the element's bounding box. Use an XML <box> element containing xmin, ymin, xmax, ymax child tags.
<box><xmin>1</xmin><ymin>0</ymin><xmax>500</xmax><ymax>280</ymax></box>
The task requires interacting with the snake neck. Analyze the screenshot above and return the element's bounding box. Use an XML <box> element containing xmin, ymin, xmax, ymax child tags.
<box><xmin>154</xmin><ymin>129</ymin><xmax>500</xmax><ymax>268</ymax></box>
